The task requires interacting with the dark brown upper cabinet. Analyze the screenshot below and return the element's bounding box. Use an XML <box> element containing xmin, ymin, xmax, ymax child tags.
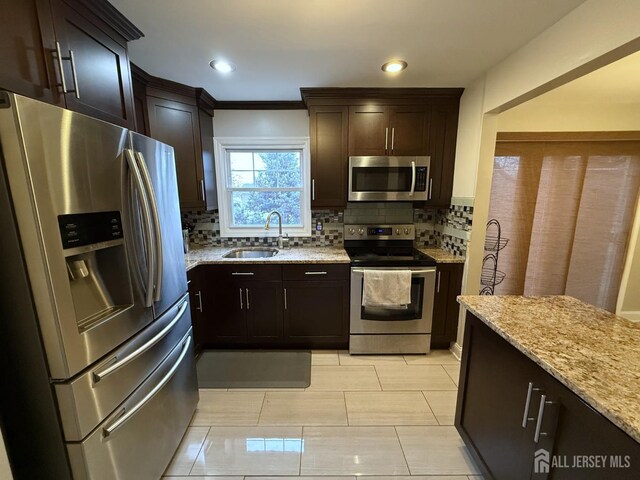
<box><xmin>133</xmin><ymin>66</ymin><xmax>217</xmax><ymax>211</ymax></box>
<box><xmin>301</xmin><ymin>88</ymin><xmax>462</xmax><ymax>207</ymax></box>
<box><xmin>309</xmin><ymin>105</ymin><xmax>348</xmax><ymax>208</ymax></box>
<box><xmin>0</xmin><ymin>0</ymin><xmax>142</xmax><ymax>128</ymax></box>
<box><xmin>349</xmin><ymin>104</ymin><xmax>428</xmax><ymax>157</ymax></box>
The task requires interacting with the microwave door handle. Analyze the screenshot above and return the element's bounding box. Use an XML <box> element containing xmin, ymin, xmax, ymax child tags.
<box><xmin>409</xmin><ymin>160</ymin><xmax>416</xmax><ymax>196</ymax></box>
<box><xmin>134</xmin><ymin>151</ymin><xmax>163</xmax><ymax>302</ymax></box>
<box><xmin>124</xmin><ymin>149</ymin><xmax>155</xmax><ymax>307</ymax></box>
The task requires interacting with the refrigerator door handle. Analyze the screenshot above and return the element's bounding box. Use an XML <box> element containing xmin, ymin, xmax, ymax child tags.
<box><xmin>124</xmin><ymin>149</ymin><xmax>155</xmax><ymax>307</ymax></box>
<box><xmin>92</xmin><ymin>300</ymin><xmax>188</xmax><ymax>383</ymax></box>
<box><xmin>102</xmin><ymin>335</ymin><xmax>192</xmax><ymax>437</ymax></box>
<box><xmin>134</xmin><ymin>151</ymin><xmax>163</xmax><ymax>303</ymax></box>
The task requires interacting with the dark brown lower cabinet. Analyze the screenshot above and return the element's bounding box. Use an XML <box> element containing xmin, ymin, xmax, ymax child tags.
<box><xmin>431</xmin><ymin>263</ymin><xmax>463</xmax><ymax>348</ymax></box>
<box><xmin>456</xmin><ymin>313</ymin><xmax>640</xmax><ymax>480</ymax></box>
<box><xmin>191</xmin><ymin>263</ymin><xmax>349</xmax><ymax>348</ymax></box>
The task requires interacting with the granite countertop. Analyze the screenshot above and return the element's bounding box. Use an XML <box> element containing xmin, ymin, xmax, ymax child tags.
<box><xmin>457</xmin><ymin>295</ymin><xmax>640</xmax><ymax>443</ymax></box>
<box><xmin>184</xmin><ymin>245</ymin><xmax>351</xmax><ymax>271</ymax></box>
<box><xmin>419</xmin><ymin>247</ymin><xmax>465</xmax><ymax>264</ymax></box>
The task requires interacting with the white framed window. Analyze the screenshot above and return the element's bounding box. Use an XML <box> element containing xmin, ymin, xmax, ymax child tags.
<box><xmin>213</xmin><ymin>137</ymin><xmax>311</xmax><ymax>237</ymax></box>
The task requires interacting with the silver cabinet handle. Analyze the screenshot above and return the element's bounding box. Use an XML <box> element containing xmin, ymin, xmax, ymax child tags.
<box><xmin>232</xmin><ymin>272</ymin><xmax>254</xmax><ymax>276</ymax></box>
<box><xmin>305</xmin><ymin>271</ymin><xmax>327</xmax><ymax>275</ymax></box>
<box><xmin>284</xmin><ymin>288</ymin><xmax>287</xmax><ymax>310</ymax></box>
<box><xmin>195</xmin><ymin>291</ymin><xmax>203</xmax><ymax>312</ymax></box>
<box><xmin>409</xmin><ymin>160</ymin><xmax>416</xmax><ymax>197</ymax></box>
<box><xmin>125</xmin><ymin>149</ymin><xmax>155</xmax><ymax>307</ymax></box>
<box><xmin>135</xmin><ymin>151</ymin><xmax>163</xmax><ymax>303</ymax></box>
<box><xmin>200</xmin><ymin>179</ymin><xmax>205</xmax><ymax>201</ymax></box>
<box><xmin>436</xmin><ymin>271</ymin><xmax>441</xmax><ymax>293</ymax></box>
<box><xmin>239</xmin><ymin>288</ymin><xmax>243</xmax><ymax>309</ymax></box>
<box><xmin>534</xmin><ymin>394</ymin><xmax>553</xmax><ymax>442</ymax></box>
<box><xmin>93</xmin><ymin>300</ymin><xmax>188</xmax><ymax>383</ymax></box>
<box><xmin>312</xmin><ymin>179</ymin><xmax>315</xmax><ymax>201</ymax></box>
<box><xmin>54</xmin><ymin>42</ymin><xmax>69</xmax><ymax>93</ymax></box>
<box><xmin>246</xmin><ymin>288</ymin><xmax>250</xmax><ymax>310</ymax></box>
<box><xmin>68</xmin><ymin>49</ymin><xmax>80</xmax><ymax>99</ymax></box>
<box><xmin>429</xmin><ymin>178</ymin><xmax>433</xmax><ymax>200</ymax></box>
<box><xmin>385</xmin><ymin>127</ymin><xmax>389</xmax><ymax>151</ymax></box>
<box><xmin>391</xmin><ymin>127</ymin><xmax>395</xmax><ymax>152</ymax></box>
<box><xmin>522</xmin><ymin>382</ymin><xmax>543</xmax><ymax>427</ymax></box>
<box><xmin>103</xmin><ymin>336</ymin><xmax>191</xmax><ymax>437</ymax></box>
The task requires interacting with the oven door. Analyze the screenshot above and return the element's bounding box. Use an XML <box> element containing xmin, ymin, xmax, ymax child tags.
<box><xmin>348</xmin><ymin>156</ymin><xmax>430</xmax><ymax>201</ymax></box>
<box><xmin>350</xmin><ymin>267</ymin><xmax>436</xmax><ymax>334</ymax></box>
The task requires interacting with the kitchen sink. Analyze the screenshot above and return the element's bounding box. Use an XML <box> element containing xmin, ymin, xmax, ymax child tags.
<box><xmin>222</xmin><ymin>248</ymin><xmax>279</xmax><ymax>259</ymax></box>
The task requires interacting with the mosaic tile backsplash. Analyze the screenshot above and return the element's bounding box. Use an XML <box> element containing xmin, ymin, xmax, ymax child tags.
<box><xmin>182</xmin><ymin>201</ymin><xmax>473</xmax><ymax>255</ymax></box>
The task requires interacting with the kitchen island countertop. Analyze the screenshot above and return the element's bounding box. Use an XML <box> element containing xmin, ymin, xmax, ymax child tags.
<box><xmin>458</xmin><ymin>295</ymin><xmax>640</xmax><ymax>443</ymax></box>
<box><xmin>184</xmin><ymin>245</ymin><xmax>351</xmax><ymax>271</ymax></box>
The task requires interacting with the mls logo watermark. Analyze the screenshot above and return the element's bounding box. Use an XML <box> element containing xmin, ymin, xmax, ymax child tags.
<box><xmin>534</xmin><ymin>448</ymin><xmax>631</xmax><ymax>473</ymax></box>
<box><xmin>534</xmin><ymin>449</ymin><xmax>550</xmax><ymax>474</ymax></box>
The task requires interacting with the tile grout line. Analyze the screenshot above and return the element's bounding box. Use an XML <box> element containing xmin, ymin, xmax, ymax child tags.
<box><xmin>186</xmin><ymin>425</ymin><xmax>210</xmax><ymax>476</ymax></box>
<box><xmin>393</xmin><ymin>425</ymin><xmax>412</xmax><ymax>475</ymax></box>
<box><xmin>343</xmin><ymin>391</ymin><xmax>350</xmax><ymax>426</ymax></box>
<box><xmin>372</xmin><ymin>365</ymin><xmax>384</xmax><ymax>391</ymax></box>
<box><xmin>421</xmin><ymin>390</ymin><xmax>441</xmax><ymax>426</ymax></box>
<box><xmin>256</xmin><ymin>391</ymin><xmax>267</xmax><ymax>425</ymax></box>
<box><xmin>299</xmin><ymin>425</ymin><xmax>304</xmax><ymax>475</ymax></box>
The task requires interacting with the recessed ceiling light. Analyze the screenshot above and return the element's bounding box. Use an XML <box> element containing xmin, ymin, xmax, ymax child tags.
<box><xmin>210</xmin><ymin>60</ymin><xmax>236</xmax><ymax>73</ymax></box>
<box><xmin>381</xmin><ymin>60</ymin><xmax>408</xmax><ymax>73</ymax></box>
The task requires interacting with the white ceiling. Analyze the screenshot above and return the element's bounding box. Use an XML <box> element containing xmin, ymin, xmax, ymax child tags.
<box><xmin>111</xmin><ymin>0</ymin><xmax>586</xmax><ymax>101</ymax></box>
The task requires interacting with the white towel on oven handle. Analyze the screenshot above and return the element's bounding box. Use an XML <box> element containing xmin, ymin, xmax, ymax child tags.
<box><xmin>362</xmin><ymin>269</ymin><xmax>412</xmax><ymax>307</ymax></box>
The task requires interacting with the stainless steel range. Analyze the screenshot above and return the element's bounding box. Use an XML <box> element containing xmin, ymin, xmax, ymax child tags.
<box><xmin>344</xmin><ymin>224</ymin><xmax>437</xmax><ymax>354</ymax></box>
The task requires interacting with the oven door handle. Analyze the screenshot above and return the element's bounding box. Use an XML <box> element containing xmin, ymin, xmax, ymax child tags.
<box><xmin>352</xmin><ymin>269</ymin><xmax>435</xmax><ymax>275</ymax></box>
<box><xmin>409</xmin><ymin>160</ymin><xmax>416</xmax><ymax>196</ymax></box>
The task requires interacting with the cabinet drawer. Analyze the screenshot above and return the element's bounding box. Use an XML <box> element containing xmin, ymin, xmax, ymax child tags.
<box><xmin>283</xmin><ymin>264</ymin><xmax>349</xmax><ymax>281</ymax></box>
<box><xmin>211</xmin><ymin>264</ymin><xmax>282</xmax><ymax>282</ymax></box>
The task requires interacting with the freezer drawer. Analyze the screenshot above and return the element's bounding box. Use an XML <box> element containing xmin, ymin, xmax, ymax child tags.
<box><xmin>67</xmin><ymin>327</ymin><xmax>198</xmax><ymax>480</ymax></box>
<box><xmin>56</xmin><ymin>294</ymin><xmax>191</xmax><ymax>441</ymax></box>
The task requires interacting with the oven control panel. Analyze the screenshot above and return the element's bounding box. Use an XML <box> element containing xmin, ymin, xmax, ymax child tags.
<box><xmin>344</xmin><ymin>224</ymin><xmax>415</xmax><ymax>240</ymax></box>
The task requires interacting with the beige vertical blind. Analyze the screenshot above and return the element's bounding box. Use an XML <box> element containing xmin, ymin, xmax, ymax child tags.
<box><xmin>488</xmin><ymin>137</ymin><xmax>640</xmax><ymax>312</ymax></box>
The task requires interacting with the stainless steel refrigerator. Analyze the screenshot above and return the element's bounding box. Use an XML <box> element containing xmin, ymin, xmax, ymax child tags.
<box><xmin>0</xmin><ymin>92</ymin><xmax>198</xmax><ymax>479</ymax></box>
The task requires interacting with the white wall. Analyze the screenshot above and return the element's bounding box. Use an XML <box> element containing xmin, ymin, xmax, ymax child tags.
<box><xmin>0</xmin><ymin>430</ymin><xmax>12</xmax><ymax>480</ymax></box>
<box><xmin>213</xmin><ymin>109</ymin><xmax>309</xmax><ymax>137</ymax></box>
<box><xmin>450</xmin><ymin>0</ymin><xmax>640</xmax><ymax>347</ymax></box>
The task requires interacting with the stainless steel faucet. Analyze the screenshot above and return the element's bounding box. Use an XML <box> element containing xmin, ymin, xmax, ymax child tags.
<box><xmin>265</xmin><ymin>211</ymin><xmax>284</xmax><ymax>248</ymax></box>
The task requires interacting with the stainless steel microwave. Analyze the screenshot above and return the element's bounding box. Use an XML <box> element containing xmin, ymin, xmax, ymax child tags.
<box><xmin>348</xmin><ymin>156</ymin><xmax>431</xmax><ymax>201</ymax></box>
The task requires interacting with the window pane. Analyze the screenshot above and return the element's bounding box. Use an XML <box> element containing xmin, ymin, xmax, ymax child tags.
<box><xmin>229</xmin><ymin>151</ymin><xmax>254</xmax><ymax>170</ymax></box>
<box><xmin>229</xmin><ymin>151</ymin><xmax>302</xmax><ymax>188</ymax></box>
<box><xmin>231</xmin><ymin>191</ymin><xmax>302</xmax><ymax>226</ymax></box>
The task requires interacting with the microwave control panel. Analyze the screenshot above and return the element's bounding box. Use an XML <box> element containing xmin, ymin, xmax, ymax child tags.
<box><xmin>415</xmin><ymin>167</ymin><xmax>428</xmax><ymax>191</ymax></box>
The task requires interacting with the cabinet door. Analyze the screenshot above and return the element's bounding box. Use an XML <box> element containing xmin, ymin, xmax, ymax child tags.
<box><xmin>199</xmin><ymin>108</ymin><xmax>218</xmax><ymax>211</ymax></box>
<box><xmin>200</xmin><ymin>269</ymin><xmax>246</xmax><ymax>343</ymax></box>
<box><xmin>457</xmin><ymin>314</ymin><xmax>538</xmax><ymax>479</ymax></box>
<box><xmin>50</xmin><ymin>0</ymin><xmax>135</xmax><ymax>127</ymax></box>
<box><xmin>310</xmin><ymin>106</ymin><xmax>348</xmax><ymax>208</ymax></box>
<box><xmin>388</xmin><ymin>105</ymin><xmax>428</xmax><ymax>155</ymax></box>
<box><xmin>245</xmin><ymin>281</ymin><xmax>283</xmax><ymax>341</ymax></box>
<box><xmin>0</xmin><ymin>0</ymin><xmax>63</xmax><ymax>106</ymax></box>
<box><xmin>426</xmin><ymin>102</ymin><xmax>459</xmax><ymax>205</ymax></box>
<box><xmin>348</xmin><ymin>105</ymin><xmax>389</xmax><ymax>156</ymax></box>
<box><xmin>283</xmin><ymin>280</ymin><xmax>349</xmax><ymax>347</ymax></box>
<box><xmin>146</xmin><ymin>95</ymin><xmax>204</xmax><ymax>209</ymax></box>
<box><xmin>187</xmin><ymin>268</ymin><xmax>205</xmax><ymax>353</ymax></box>
<box><xmin>445</xmin><ymin>263</ymin><xmax>463</xmax><ymax>341</ymax></box>
<box><xmin>430</xmin><ymin>266</ymin><xmax>451</xmax><ymax>347</ymax></box>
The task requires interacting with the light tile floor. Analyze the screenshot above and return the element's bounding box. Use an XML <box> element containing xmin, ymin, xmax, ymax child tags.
<box><xmin>164</xmin><ymin>349</ymin><xmax>482</xmax><ymax>479</ymax></box>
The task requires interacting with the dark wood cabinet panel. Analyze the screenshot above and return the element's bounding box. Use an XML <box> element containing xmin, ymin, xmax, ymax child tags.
<box><xmin>457</xmin><ymin>313</ymin><xmax>640</xmax><ymax>480</ymax></box>
<box><xmin>0</xmin><ymin>0</ymin><xmax>62</xmax><ymax>106</ymax></box>
<box><xmin>282</xmin><ymin>263</ymin><xmax>349</xmax><ymax>282</ymax></box>
<box><xmin>187</xmin><ymin>268</ymin><xmax>205</xmax><ymax>354</ymax></box>
<box><xmin>283</xmin><ymin>280</ymin><xmax>349</xmax><ymax>346</ymax></box>
<box><xmin>349</xmin><ymin>105</ymin><xmax>389</xmax><ymax>156</ymax></box>
<box><xmin>388</xmin><ymin>105</ymin><xmax>428</xmax><ymax>155</ymax></box>
<box><xmin>198</xmin><ymin>107</ymin><xmax>218</xmax><ymax>210</ymax></box>
<box><xmin>246</xmin><ymin>281</ymin><xmax>283</xmax><ymax>341</ymax></box>
<box><xmin>202</xmin><ymin>274</ymin><xmax>247</xmax><ymax>343</ymax></box>
<box><xmin>426</xmin><ymin>101</ymin><xmax>460</xmax><ymax>205</ymax></box>
<box><xmin>50</xmin><ymin>0</ymin><xmax>135</xmax><ymax>127</ymax></box>
<box><xmin>310</xmin><ymin>106</ymin><xmax>348</xmax><ymax>208</ymax></box>
<box><xmin>146</xmin><ymin>95</ymin><xmax>203</xmax><ymax>209</ymax></box>
<box><xmin>431</xmin><ymin>263</ymin><xmax>463</xmax><ymax>348</ymax></box>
